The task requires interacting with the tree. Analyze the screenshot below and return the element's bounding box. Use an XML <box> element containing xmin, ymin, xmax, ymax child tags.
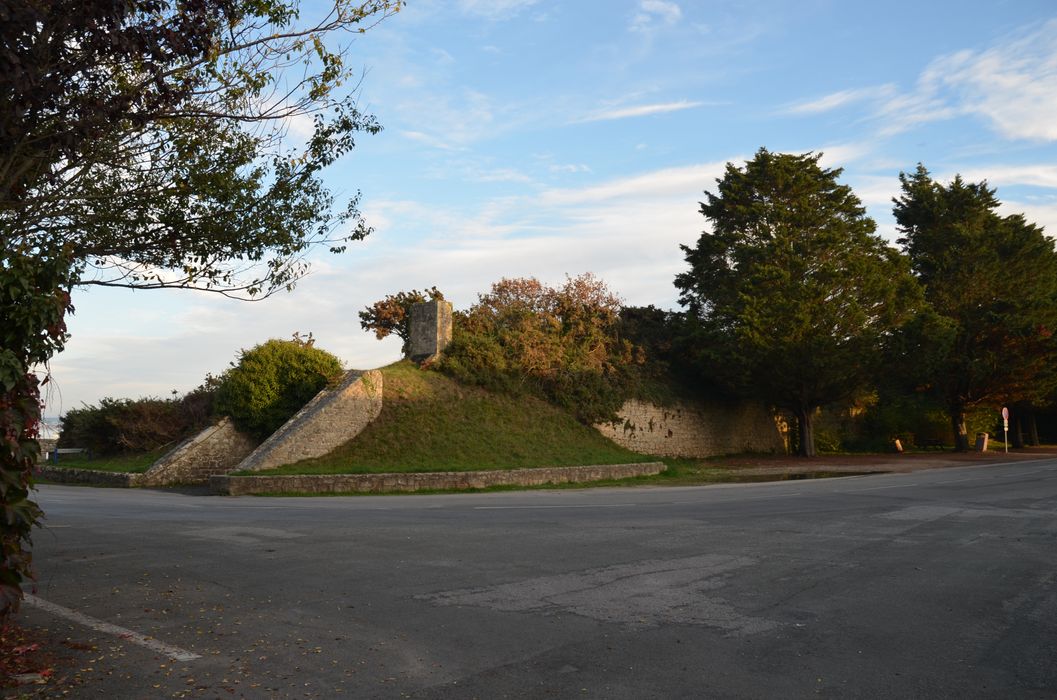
<box><xmin>359</xmin><ymin>287</ymin><xmax>445</xmax><ymax>355</ymax></box>
<box><xmin>675</xmin><ymin>148</ymin><xmax>920</xmax><ymax>457</ymax></box>
<box><xmin>893</xmin><ymin>165</ymin><xmax>1057</xmax><ymax>450</ymax></box>
<box><xmin>1</xmin><ymin>0</ymin><xmax>401</xmax><ymax>619</ymax></box>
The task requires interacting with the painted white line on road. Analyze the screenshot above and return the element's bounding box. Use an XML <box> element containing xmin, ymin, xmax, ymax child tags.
<box><xmin>24</xmin><ymin>594</ymin><xmax>201</xmax><ymax>662</ymax></box>
<box><xmin>838</xmin><ymin>483</ymin><xmax>919</xmax><ymax>492</ymax></box>
<box><xmin>474</xmin><ymin>503</ymin><xmax>636</xmax><ymax>510</ymax></box>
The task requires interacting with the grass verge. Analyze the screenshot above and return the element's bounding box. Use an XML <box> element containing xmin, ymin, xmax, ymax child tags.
<box><xmin>42</xmin><ymin>448</ymin><xmax>167</xmax><ymax>473</ymax></box>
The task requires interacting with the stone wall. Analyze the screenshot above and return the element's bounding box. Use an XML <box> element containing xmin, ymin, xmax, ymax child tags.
<box><xmin>595</xmin><ymin>398</ymin><xmax>784</xmax><ymax>458</ymax></box>
<box><xmin>140</xmin><ymin>417</ymin><xmax>257</xmax><ymax>486</ymax></box>
<box><xmin>234</xmin><ymin>369</ymin><xmax>383</xmax><ymax>473</ymax></box>
<box><xmin>211</xmin><ymin>461</ymin><xmax>666</xmax><ymax>495</ymax></box>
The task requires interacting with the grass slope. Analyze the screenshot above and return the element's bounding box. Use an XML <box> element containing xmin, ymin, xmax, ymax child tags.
<box><xmin>44</xmin><ymin>448</ymin><xmax>167</xmax><ymax>473</ymax></box>
<box><xmin>253</xmin><ymin>361</ymin><xmax>651</xmax><ymax>475</ymax></box>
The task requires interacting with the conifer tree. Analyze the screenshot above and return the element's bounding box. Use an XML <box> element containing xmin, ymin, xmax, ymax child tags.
<box><xmin>676</xmin><ymin>149</ymin><xmax>920</xmax><ymax>456</ymax></box>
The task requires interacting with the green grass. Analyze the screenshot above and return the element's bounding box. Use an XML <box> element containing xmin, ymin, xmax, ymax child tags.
<box><xmin>44</xmin><ymin>448</ymin><xmax>166</xmax><ymax>473</ymax></box>
<box><xmin>245</xmin><ymin>361</ymin><xmax>653</xmax><ymax>476</ymax></box>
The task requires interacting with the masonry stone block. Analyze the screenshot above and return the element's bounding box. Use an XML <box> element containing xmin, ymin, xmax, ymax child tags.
<box><xmin>408</xmin><ymin>299</ymin><xmax>453</xmax><ymax>363</ymax></box>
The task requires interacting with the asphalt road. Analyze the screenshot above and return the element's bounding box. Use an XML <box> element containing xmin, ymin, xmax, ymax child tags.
<box><xmin>20</xmin><ymin>458</ymin><xmax>1057</xmax><ymax>699</ymax></box>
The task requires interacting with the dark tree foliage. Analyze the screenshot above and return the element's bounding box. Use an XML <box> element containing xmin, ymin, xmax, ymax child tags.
<box><xmin>359</xmin><ymin>287</ymin><xmax>445</xmax><ymax>356</ymax></box>
<box><xmin>676</xmin><ymin>148</ymin><xmax>920</xmax><ymax>457</ymax></box>
<box><xmin>1</xmin><ymin>0</ymin><xmax>400</xmax><ymax>618</ymax></box>
<box><xmin>893</xmin><ymin>165</ymin><xmax>1057</xmax><ymax>450</ymax></box>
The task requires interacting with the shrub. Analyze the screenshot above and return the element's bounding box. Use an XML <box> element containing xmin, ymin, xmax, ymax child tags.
<box><xmin>438</xmin><ymin>275</ymin><xmax>643</xmax><ymax>423</ymax></box>
<box><xmin>58</xmin><ymin>390</ymin><xmax>216</xmax><ymax>455</ymax></box>
<box><xmin>214</xmin><ymin>337</ymin><xmax>345</xmax><ymax>440</ymax></box>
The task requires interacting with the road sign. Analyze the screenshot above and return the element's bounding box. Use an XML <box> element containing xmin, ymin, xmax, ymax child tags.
<box><xmin>1002</xmin><ymin>407</ymin><xmax>1009</xmax><ymax>420</ymax></box>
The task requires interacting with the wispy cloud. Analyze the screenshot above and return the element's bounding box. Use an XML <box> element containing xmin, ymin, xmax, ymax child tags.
<box><xmin>795</xmin><ymin>19</ymin><xmax>1057</xmax><ymax>141</ymax></box>
<box><xmin>784</xmin><ymin>85</ymin><xmax>897</xmax><ymax>115</ymax></box>
<box><xmin>549</xmin><ymin>163</ymin><xmax>592</xmax><ymax>174</ymax></box>
<box><xmin>577</xmin><ymin>100</ymin><xmax>704</xmax><ymax>123</ymax></box>
<box><xmin>945</xmin><ymin>164</ymin><xmax>1057</xmax><ymax>190</ymax></box>
<box><xmin>400</xmin><ymin>130</ymin><xmax>457</xmax><ymax>150</ymax></box>
<box><xmin>540</xmin><ymin>161</ymin><xmax>732</xmax><ymax>207</ymax></box>
<box><xmin>785</xmin><ymin>19</ymin><xmax>1057</xmax><ymax>143</ymax></box>
<box><xmin>458</xmin><ymin>0</ymin><xmax>539</xmax><ymax>20</ymax></box>
<box><xmin>630</xmin><ymin>0</ymin><xmax>683</xmax><ymax>33</ymax></box>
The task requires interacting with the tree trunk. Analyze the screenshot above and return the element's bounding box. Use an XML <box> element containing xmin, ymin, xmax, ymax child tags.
<box><xmin>795</xmin><ymin>406</ymin><xmax>816</xmax><ymax>458</ymax></box>
<box><xmin>1012</xmin><ymin>410</ymin><xmax>1024</xmax><ymax>449</ymax></box>
<box><xmin>1028</xmin><ymin>411</ymin><xmax>1040</xmax><ymax>447</ymax></box>
<box><xmin>950</xmin><ymin>407</ymin><xmax>970</xmax><ymax>452</ymax></box>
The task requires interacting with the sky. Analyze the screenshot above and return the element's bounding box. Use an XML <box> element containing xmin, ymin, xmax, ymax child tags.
<box><xmin>43</xmin><ymin>0</ymin><xmax>1057</xmax><ymax>418</ymax></box>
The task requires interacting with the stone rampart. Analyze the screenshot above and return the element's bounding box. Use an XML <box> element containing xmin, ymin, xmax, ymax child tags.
<box><xmin>211</xmin><ymin>461</ymin><xmax>666</xmax><ymax>495</ymax></box>
<box><xmin>140</xmin><ymin>417</ymin><xmax>257</xmax><ymax>486</ymax></box>
<box><xmin>234</xmin><ymin>369</ymin><xmax>383</xmax><ymax>473</ymax></box>
<box><xmin>596</xmin><ymin>398</ymin><xmax>784</xmax><ymax>458</ymax></box>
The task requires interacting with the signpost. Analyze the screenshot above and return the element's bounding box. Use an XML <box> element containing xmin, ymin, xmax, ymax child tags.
<box><xmin>1002</xmin><ymin>407</ymin><xmax>1009</xmax><ymax>453</ymax></box>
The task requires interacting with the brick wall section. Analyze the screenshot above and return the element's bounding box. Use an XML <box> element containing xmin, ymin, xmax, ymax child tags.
<box><xmin>234</xmin><ymin>369</ymin><xmax>383</xmax><ymax>473</ymax></box>
<box><xmin>211</xmin><ymin>461</ymin><xmax>665</xmax><ymax>495</ymax></box>
<box><xmin>36</xmin><ymin>465</ymin><xmax>144</xmax><ymax>487</ymax></box>
<box><xmin>140</xmin><ymin>418</ymin><xmax>257</xmax><ymax>486</ymax></box>
<box><xmin>595</xmin><ymin>398</ymin><xmax>784</xmax><ymax>458</ymax></box>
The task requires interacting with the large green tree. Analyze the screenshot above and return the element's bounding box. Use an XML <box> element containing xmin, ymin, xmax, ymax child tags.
<box><xmin>893</xmin><ymin>166</ymin><xmax>1057</xmax><ymax>451</ymax></box>
<box><xmin>1</xmin><ymin>0</ymin><xmax>400</xmax><ymax>618</ymax></box>
<box><xmin>676</xmin><ymin>148</ymin><xmax>920</xmax><ymax>457</ymax></box>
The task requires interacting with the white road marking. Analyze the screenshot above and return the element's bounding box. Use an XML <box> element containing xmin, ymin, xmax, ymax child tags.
<box><xmin>474</xmin><ymin>503</ymin><xmax>636</xmax><ymax>510</ymax></box>
<box><xmin>838</xmin><ymin>483</ymin><xmax>919</xmax><ymax>492</ymax></box>
<box><xmin>24</xmin><ymin>594</ymin><xmax>201</xmax><ymax>662</ymax></box>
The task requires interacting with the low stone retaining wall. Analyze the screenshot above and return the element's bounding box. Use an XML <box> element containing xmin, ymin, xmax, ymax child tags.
<box><xmin>36</xmin><ymin>466</ymin><xmax>144</xmax><ymax>487</ymax></box>
<box><xmin>211</xmin><ymin>461</ymin><xmax>667</xmax><ymax>495</ymax></box>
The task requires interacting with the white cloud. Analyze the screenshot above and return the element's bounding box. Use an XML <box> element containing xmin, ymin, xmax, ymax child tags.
<box><xmin>784</xmin><ymin>85</ymin><xmax>897</xmax><ymax>115</ymax></box>
<box><xmin>458</xmin><ymin>0</ymin><xmax>539</xmax><ymax>20</ymax></box>
<box><xmin>631</xmin><ymin>0</ymin><xmax>682</xmax><ymax>33</ymax></box>
<box><xmin>577</xmin><ymin>100</ymin><xmax>704</xmax><ymax>123</ymax></box>
<box><xmin>400</xmin><ymin>130</ymin><xmax>457</xmax><ymax>150</ymax></box>
<box><xmin>539</xmin><ymin>160</ymin><xmax>731</xmax><ymax>207</ymax></box>
<box><xmin>549</xmin><ymin>163</ymin><xmax>592</xmax><ymax>174</ymax></box>
<box><xmin>785</xmin><ymin>20</ymin><xmax>1057</xmax><ymax>143</ymax></box>
<box><xmin>947</xmin><ymin>164</ymin><xmax>1057</xmax><ymax>190</ymax></box>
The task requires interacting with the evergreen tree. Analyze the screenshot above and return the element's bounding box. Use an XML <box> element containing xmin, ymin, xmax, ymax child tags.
<box><xmin>893</xmin><ymin>165</ymin><xmax>1057</xmax><ymax>450</ymax></box>
<box><xmin>676</xmin><ymin>149</ymin><xmax>920</xmax><ymax>456</ymax></box>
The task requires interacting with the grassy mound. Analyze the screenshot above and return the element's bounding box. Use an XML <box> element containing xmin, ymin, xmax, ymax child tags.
<box><xmin>251</xmin><ymin>361</ymin><xmax>651</xmax><ymax>475</ymax></box>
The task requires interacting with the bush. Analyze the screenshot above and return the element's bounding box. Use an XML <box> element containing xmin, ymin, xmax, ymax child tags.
<box><xmin>437</xmin><ymin>275</ymin><xmax>642</xmax><ymax>424</ymax></box>
<box><xmin>58</xmin><ymin>390</ymin><xmax>216</xmax><ymax>455</ymax></box>
<box><xmin>214</xmin><ymin>337</ymin><xmax>345</xmax><ymax>440</ymax></box>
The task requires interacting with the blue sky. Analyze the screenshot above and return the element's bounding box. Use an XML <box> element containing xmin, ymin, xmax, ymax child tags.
<box><xmin>45</xmin><ymin>0</ymin><xmax>1057</xmax><ymax>416</ymax></box>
